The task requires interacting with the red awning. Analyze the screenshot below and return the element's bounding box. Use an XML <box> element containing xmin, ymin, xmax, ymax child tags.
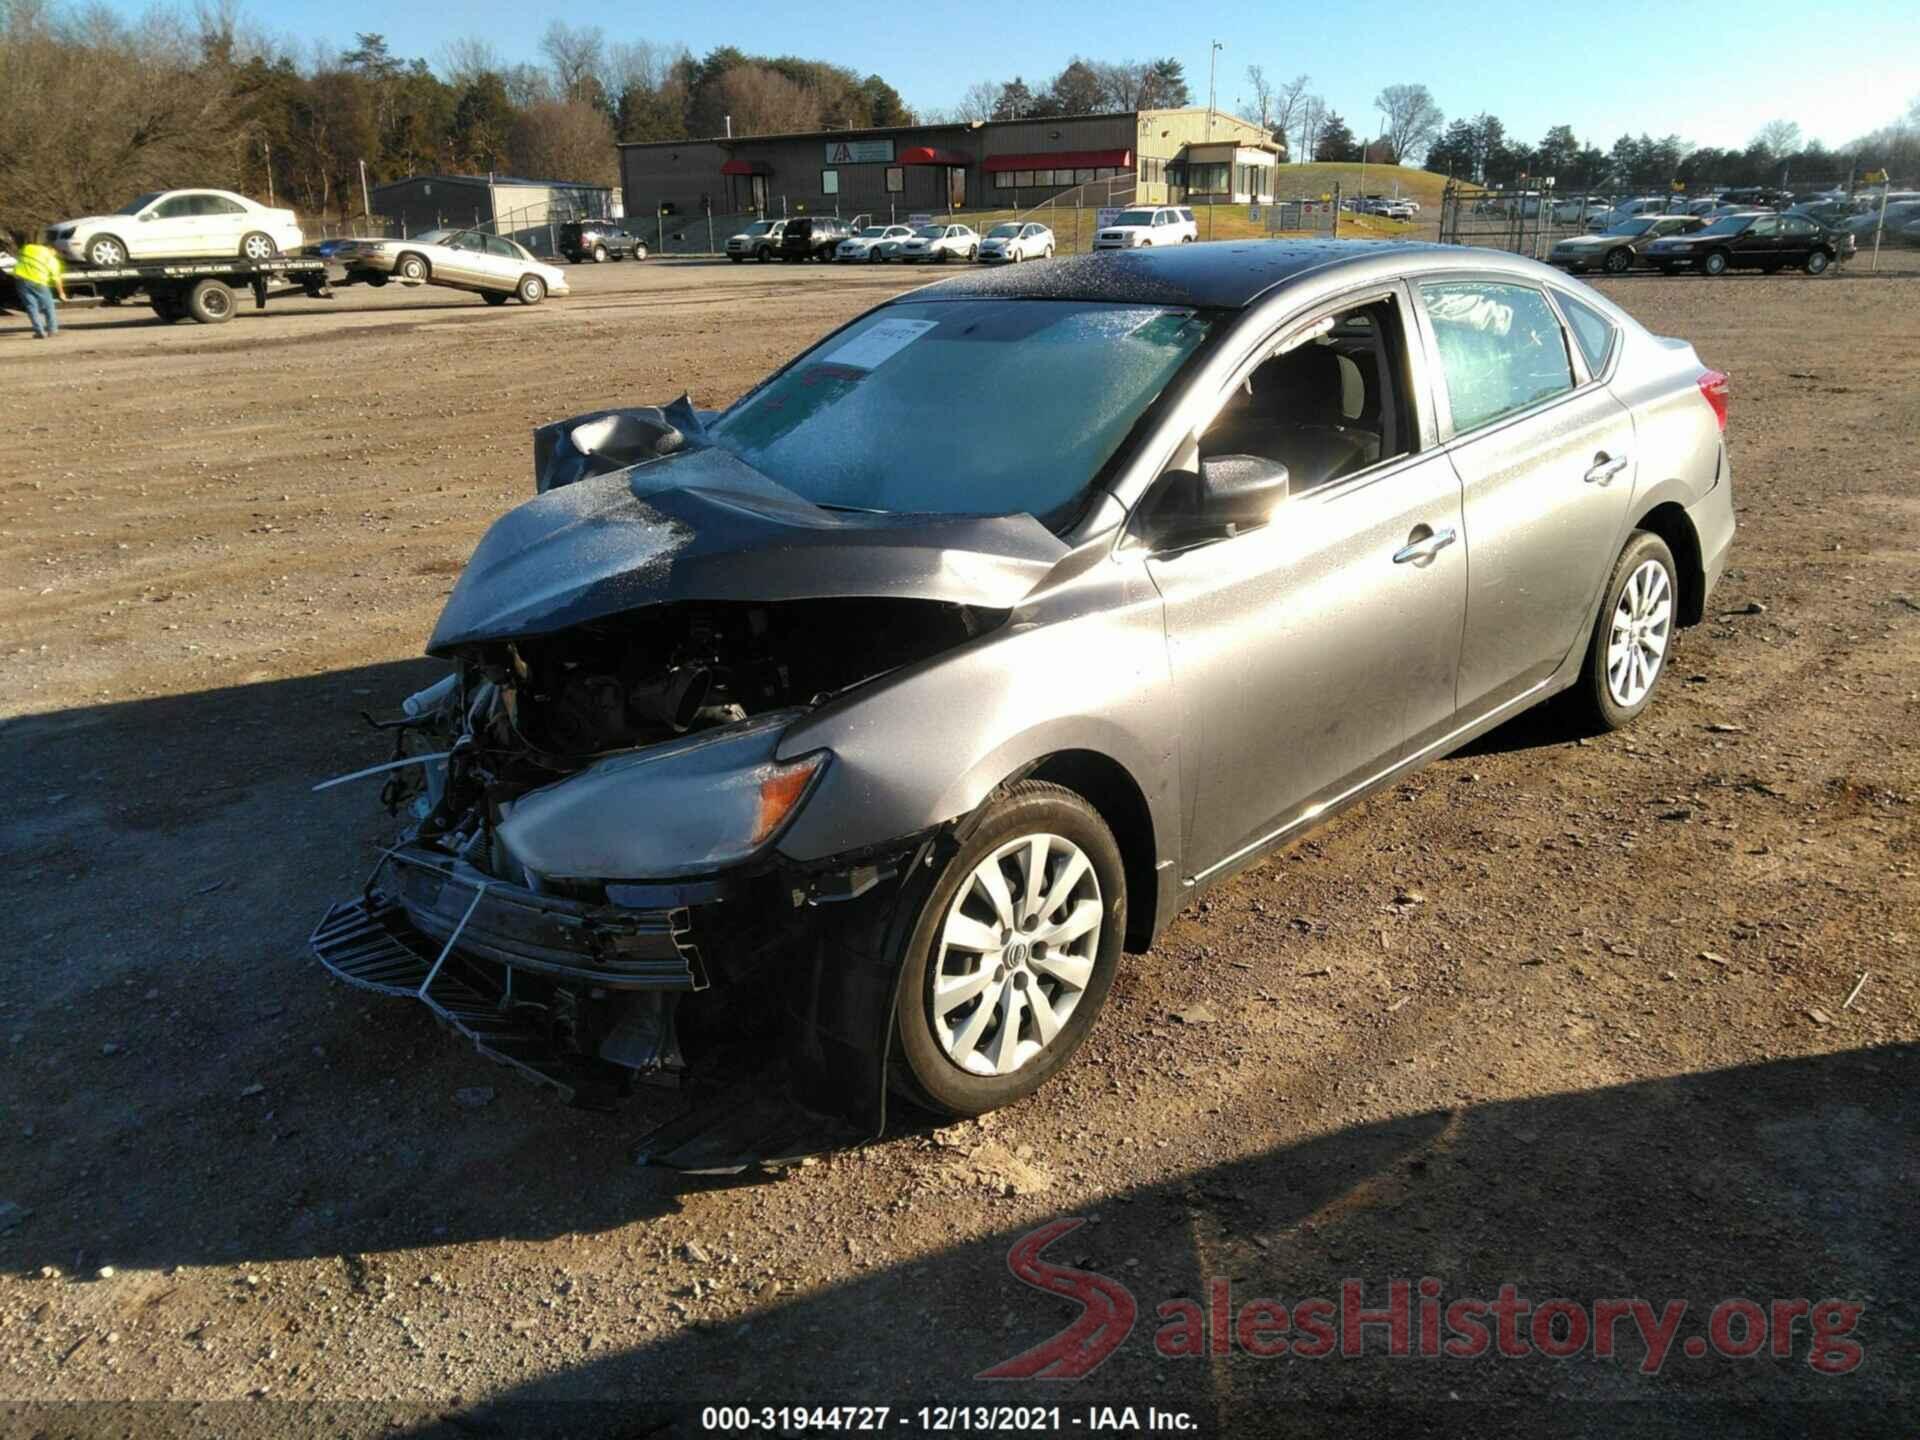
<box><xmin>897</xmin><ymin>146</ymin><xmax>972</xmax><ymax>166</ymax></box>
<box><xmin>720</xmin><ymin>159</ymin><xmax>771</xmax><ymax>176</ymax></box>
<box><xmin>984</xmin><ymin>149</ymin><xmax>1132</xmax><ymax>173</ymax></box>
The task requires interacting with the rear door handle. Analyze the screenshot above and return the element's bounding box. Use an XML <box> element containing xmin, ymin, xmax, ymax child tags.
<box><xmin>1585</xmin><ymin>452</ymin><xmax>1630</xmax><ymax>485</ymax></box>
<box><xmin>1393</xmin><ymin>526</ymin><xmax>1458</xmax><ymax>565</ymax></box>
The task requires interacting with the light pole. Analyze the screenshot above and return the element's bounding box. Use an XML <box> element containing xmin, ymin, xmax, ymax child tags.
<box><xmin>1207</xmin><ymin>40</ymin><xmax>1223</xmax><ymax>137</ymax></box>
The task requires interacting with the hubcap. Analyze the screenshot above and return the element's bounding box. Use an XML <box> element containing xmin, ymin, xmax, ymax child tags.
<box><xmin>1606</xmin><ymin>559</ymin><xmax>1672</xmax><ymax>708</ymax></box>
<box><xmin>932</xmin><ymin>833</ymin><xmax>1102</xmax><ymax>1077</ymax></box>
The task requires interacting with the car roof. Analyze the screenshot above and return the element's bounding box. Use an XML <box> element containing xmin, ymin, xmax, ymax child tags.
<box><xmin>902</xmin><ymin>239</ymin><xmax>1565</xmax><ymax>310</ymax></box>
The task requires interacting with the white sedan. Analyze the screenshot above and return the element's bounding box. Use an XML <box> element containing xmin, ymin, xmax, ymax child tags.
<box><xmin>894</xmin><ymin>223</ymin><xmax>980</xmax><ymax>263</ymax></box>
<box><xmin>836</xmin><ymin>224</ymin><xmax>918</xmax><ymax>262</ymax></box>
<box><xmin>329</xmin><ymin>229</ymin><xmax>570</xmax><ymax>305</ymax></box>
<box><xmin>977</xmin><ymin>222</ymin><xmax>1055</xmax><ymax>263</ymax></box>
<box><xmin>47</xmin><ymin>189</ymin><xmax>303</xmax><ymax>268</ymax></box>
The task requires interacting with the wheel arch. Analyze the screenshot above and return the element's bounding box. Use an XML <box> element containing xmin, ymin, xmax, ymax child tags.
<box><xmin>1632</xmin><ymin>500</ymin><xmax>1705</xmax><ymax>625</ymax></box>
<box><xmin>1021</xmin><ymin>750</ymin><xmax>1159</xmax><ymax>953</ymax></box>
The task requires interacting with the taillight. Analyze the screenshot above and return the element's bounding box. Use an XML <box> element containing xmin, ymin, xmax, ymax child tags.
<box><xmin>1697</xmin><ymin>369</ymin><xmax>1729</xmax><ymax>432</ymax></box>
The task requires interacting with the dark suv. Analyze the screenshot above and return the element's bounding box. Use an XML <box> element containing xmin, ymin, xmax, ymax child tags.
<box><xmin>558</xmin><ymin>222</ymin><xmax>647</xmax><ymax>263</ymax></box>
<box><xmin>779</xmin><ymin>216</ymin><xmax>851</xmax><ymax>262</ymax></box>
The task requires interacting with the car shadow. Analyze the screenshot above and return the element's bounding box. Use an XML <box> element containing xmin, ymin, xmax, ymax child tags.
<box><xmin>407</xmin><ymin>1045</ymin><xmax>1903</xmax><ymax>1434</ymax></box>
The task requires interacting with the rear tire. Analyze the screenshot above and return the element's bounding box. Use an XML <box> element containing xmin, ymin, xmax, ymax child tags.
<box><xmin>1566</xmin><ymin>531</ymin><xmax>1679</xmax><ymax>731</ymax></box>
<box><xmin>482</xmin><ymin>291</ymin><xmax>509</xmax><ymax>306</ymax></box>
<box><xmin>184</xmin><ymin>278</ymin><xmax>234</xmax><ymax>324</ymax></box>
<box><xmin>892</xmin><ymin>781</ymin><xmax>1124</xmax><ymax>1118</ymax></box>
<box><xmin>1603</xmin><ymin>246</ymin><xmax>1633</xmax><ymax>274</ymax></box>
<box><xmin>1702</xmin><ymin>249</ymin><xmax>1729</xmax><ymax>276</ymax></box>
<box><xmin>85</xmin><ymin>234</ymin><xmax>128</xmax><ymax>267</ymax></box>
<box><xmin>593</xmin><ymin>244</ymin><xmax>607</xmax><ymax>262</ymax></box>
<box><xmin>239</xmin><ymin>231</ymin><xmax>277</xmax><ymax>262</ymax></box>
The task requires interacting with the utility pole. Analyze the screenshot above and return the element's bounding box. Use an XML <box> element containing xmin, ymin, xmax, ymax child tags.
<box><xmin>1207</xmin><ymin>41</ymin><xmax>1224</xmax><ymax>137</ymax></box>
<box><xmin>358</xmin><ymin>158</ymin><xmax>372</xmax><ymax>220</ymax></box>
<box><xmin>263</xmin><ymin>138</ymin><xmax>274</xmax><ymax>207</ymax></box>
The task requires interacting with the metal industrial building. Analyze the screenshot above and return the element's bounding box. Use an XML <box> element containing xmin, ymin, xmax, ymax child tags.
<box><xmin>619</xmin><ymin>109</ymin><xmax>1282</xmax><ymax>223</ymax></box>
<box><xmin>368</xmin><ymin>174</ymin><xmax>618</xmax><ymax>253</ymax></box>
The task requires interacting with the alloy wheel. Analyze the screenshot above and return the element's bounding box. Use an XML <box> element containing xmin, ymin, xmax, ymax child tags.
<box><xmin>931</xmin><ymin>832</ymin><xmax>1103</xmax><ymax>1077</ymax></box>
<box><xmin>1606</xmin><ymin>559</ymin><xmax>1672</xmax><ymax>708</ymax></box>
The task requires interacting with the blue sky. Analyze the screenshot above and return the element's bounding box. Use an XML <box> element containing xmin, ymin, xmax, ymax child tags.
<box><xmin>194</xmin><ymin>0</ymin><xmax>1917</xmax><ymax>151</ymax></box>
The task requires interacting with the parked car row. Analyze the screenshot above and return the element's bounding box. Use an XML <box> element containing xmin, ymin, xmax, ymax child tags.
<box><xmin>1549</xmin><ymin>210</ymin><xmax>1854</xmax><ymax>277</ymax></box>
<box><xmin>724</xmin><ymin>218</ymin><xmax>1060</xmax><ymax>264</ymax></box>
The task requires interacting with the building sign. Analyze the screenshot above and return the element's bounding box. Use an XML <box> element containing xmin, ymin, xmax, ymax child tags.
<box><xmin>825</xmin><ymin>139</ymin><xmax>895</xmax><ymax>165</ymax></box>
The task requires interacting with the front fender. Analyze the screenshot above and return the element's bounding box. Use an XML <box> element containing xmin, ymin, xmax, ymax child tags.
<box><xmin>772</xmin><ymin>567</ymin><xmax>1182</xmax><ymax>879</ymax></box>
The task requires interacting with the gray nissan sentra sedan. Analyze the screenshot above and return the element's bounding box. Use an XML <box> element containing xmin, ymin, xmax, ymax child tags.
<box><xmin>312</xmin><ymin>240</ymin><xmax>1733</xmax><ymax>1165</ymax></box>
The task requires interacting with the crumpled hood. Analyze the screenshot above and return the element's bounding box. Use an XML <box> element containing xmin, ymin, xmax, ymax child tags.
<box><xmin>426</xmin><ymin>446</ymin><xmax>1070</xmax><ymax>655</ymax></box>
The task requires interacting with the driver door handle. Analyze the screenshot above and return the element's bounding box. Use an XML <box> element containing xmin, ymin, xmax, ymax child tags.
<box><xmin>1393</xmin><ymin>526</ymin><xmax>1458</xmax><ymax>565</ymax></box>
<box><xmin>1585</xmin><ymin>452</ymin><xmax>1630</xmax><ymax>485</ymax></box>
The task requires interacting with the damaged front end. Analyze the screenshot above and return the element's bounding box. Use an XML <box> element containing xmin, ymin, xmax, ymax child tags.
<box><xmin>311</xmin><ymin>401</ymin><xmax>1051</xmax><ymax>1167</ymax></box>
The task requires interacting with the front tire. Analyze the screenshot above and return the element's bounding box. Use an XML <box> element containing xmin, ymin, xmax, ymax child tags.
<box><xmin>892</xmin><ymin>782</ymin><xmax>1124</xmax><ymax>1117</ymax></box>
<box><xmin>396</xmin><ymin>253</ymin><xmax>429</xmax><ymax>282</ymax></box>
<box><xmin>1603</xmin><ymin>246</ymin><xmax>1633</xmax><ymax>274</ymax></box>
<box><xmin>1702</xmin><ymin>249</ymin><xmax>1730</xmax><ymax>277</ymax></box>
<box><xmin>1805</xmin><ymin>248</ymin><xmax>1831</xmax><ymax>275</ymax></box>
<box><xmin>1568</xmin><ymin>531</ymin><xmax>1679</xmax><ymax>731</ymax></box>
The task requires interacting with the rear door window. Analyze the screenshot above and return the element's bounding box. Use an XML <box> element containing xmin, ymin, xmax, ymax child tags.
<box><xmin>1418</xmin><ymin>280</ymin><xmax>1576</xmax><ymax>436</ymax></box>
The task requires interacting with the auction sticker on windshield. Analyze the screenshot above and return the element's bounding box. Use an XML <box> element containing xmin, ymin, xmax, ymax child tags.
<box><xmin>819</xmin><ymin>317</ymin><xmax>939</xmax><ymax>372</ymax></box>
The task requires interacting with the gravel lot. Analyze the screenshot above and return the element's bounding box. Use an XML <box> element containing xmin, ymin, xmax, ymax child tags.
<box><xmin>2</xmin><ymin>253</ymin><xmax>1915</xmax><ymax>1436</ymax></box>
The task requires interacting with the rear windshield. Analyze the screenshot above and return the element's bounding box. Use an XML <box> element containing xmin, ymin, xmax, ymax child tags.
<box><xmin>710</xmin><ymin>299</ymin><xmax>1216</xmax><ymax>520</ymax></box>
<box><xmin>1698</xmin><ymin>216</ymin><xmax>1755</xmax><ymax>235</ymax></box>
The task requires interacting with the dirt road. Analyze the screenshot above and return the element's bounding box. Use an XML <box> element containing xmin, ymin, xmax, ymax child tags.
<box><xmin>2</xmin><ymin>256</ymin><xmax>1915</xmax><ymax>1435</ymax></box>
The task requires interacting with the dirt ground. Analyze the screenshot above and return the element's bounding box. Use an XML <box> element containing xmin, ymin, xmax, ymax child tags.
<box><xmin>1</xmin><ymin>253</ymin><xmax>1915</xmax><ymax>1437</ymax></box>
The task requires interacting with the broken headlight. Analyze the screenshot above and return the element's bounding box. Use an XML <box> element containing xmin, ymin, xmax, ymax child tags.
<box><xmin>495</xmin><ymin>710</ymin><xmax>827</xmax><ymax>882</ymax></box>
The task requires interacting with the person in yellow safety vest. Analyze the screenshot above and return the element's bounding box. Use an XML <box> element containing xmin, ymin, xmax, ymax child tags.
<box><xmin>12</xmin><ymin>237</ymin><xmax>68</xmax><ymax>340</ymax></box>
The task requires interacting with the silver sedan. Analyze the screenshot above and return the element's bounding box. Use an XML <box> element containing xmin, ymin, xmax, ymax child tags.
<box><xmin>313</xmin><ymin>241</ymin><xmax>1733</xmax><ymax>1150</ymax></box>
<box><xmin>330</xmin><ymin>228</ymin><xmax>570</xmax><ymax>305</ymax></box>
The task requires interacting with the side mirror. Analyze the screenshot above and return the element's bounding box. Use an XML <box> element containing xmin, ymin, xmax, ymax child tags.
<box><xmin>1148</xmin><ymin>455</ymin><xmax>1290</xmax><ymax>550</ymax></box>
<box><xmin>139</xmin><ymin>212</ymin><xmax>156</xmax><ymax>222</ymax></box>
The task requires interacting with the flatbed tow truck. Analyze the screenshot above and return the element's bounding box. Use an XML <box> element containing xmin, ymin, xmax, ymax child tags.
<box><xmin>62</xmin><ymin>255</ymin><xmax>334</xmax><ymax>324</ymax></box>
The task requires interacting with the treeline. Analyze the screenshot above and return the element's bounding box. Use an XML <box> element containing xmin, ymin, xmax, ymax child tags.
<box><xmin>1423</xmin><ymin>110</ymin><xmax>1920</xmax><ymax>192</ymax></box>
<box><xmin>941</xmin><ymin>59</ymin><xmax>1193</xmax><ymax>122</ymax></box>
<box><xmin>0</xmin><ymin>1</ymin><xmax>914</xmax><ymax>239</ymax></box>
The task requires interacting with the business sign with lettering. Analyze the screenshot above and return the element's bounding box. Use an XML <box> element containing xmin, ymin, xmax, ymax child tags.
<box><xmin>825</xmin><ymin>139</ymin><xmax>896</xmax><ymax>164</ymax></box>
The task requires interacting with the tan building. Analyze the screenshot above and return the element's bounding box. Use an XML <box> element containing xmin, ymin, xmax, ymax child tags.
<box><xmin>618</xmin><ymin>108</ymin><xmax>1283</xmax><ymax>223</ymax></box>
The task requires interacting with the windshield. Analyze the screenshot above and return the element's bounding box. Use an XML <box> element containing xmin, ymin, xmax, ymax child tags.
<box><xmin>709</xmin><ymin>300</ymin><xmax>1216</xmax><ymax>518</ymax></box>
<box><xmin>988</xmin><ymin>224</ymin><xmax>1021</xmax><ymax>238</ymax></box>
<box><xmin>1698</xmin><ymin>216</ymin><xmax>1755</xmax><ymax>236</ymax></box>
<box><xmin>858</xmin><ymin>227</ymin><xmax>887</xmax><ymax>238</ymax></box>
<box><xmin>1112</xmin><ymin>210</ymin><xmax>1156</xmax><ymax>226</ymax></box>
<box><xmin>411</xmin><ymin>228</ymin><xmax>456</xmax><ymax>244</ymax></box>
<box><xmin>118</xmin><ymin>193</ymin><xmax>162</xmax><ymax>215</ymax></box>
<box><xmin>743</xmin><ymin>222</ymin><xmax>773</xmax><ymax>237</ymax></box>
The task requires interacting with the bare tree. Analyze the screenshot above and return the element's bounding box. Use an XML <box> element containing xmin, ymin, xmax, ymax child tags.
<box><xmin>1297</xmin><ymin>95</ymin><xmax>1327</xmax><ymax>165</ymax></box>
<box><xmin>439</xmin><ymin>36</ymin><xmax>500</xmax><ymax>88</ymax></box>
<box><xmin>1753</xmin><ymin>118</ymin><xmax>1802</xmax><ymax>154</ymax></box>
<box><xmin>540</xmin><ymin>21</ymin><xmax>604</xmax><ymax>102</ymax></box>
<box><xmin>718</xmin><ymin>64</ymin><xmax>822</xmax><ymax>137</ymax></box>
<box><xmin>510</xmin><ymin>97</ymin><xmax>616</xmax><ymax>184</ymax></box>
<box><xmin>1273</xmin><ymin>72</ymin><xmax>1313</xmax><ymax>152</ymax></box>
<box><xmin>1245</xmin><ymin>63</ymin><xmax>1274</xmax><ymax>132</ymax></box>
<box><xmin>1092</xmin><ymin>59</ymin><xmax>1152</xmax><ymax>110</ymax></box>
<box><xmin>953</xmin><ymin>78</ymin><xmax>999</xmax><ymax>122</ymax></box>
<box><xmin>1373</xmin><ymin>82</ymin><xmax>1444</xmax><ymax>164</ymax></box>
